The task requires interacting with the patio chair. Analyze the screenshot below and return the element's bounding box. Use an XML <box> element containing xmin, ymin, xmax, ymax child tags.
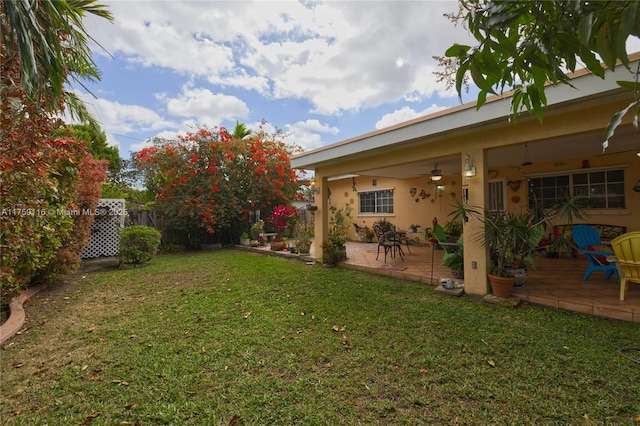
<box><xmin>373</xmin><ymin>221</ymin><xmax>404</xmax><ymax>263</ymax></box>
<box><xmin>610</xmin><ymin>232</ymin><xmax>640</xmax><ymax>300</ymax></box>
<box><xmin>434</xmin><ymin>224</ymin><xmax>460</xmax><ymax>264</ymax></box>
<box><xmin>572</xmin><ymin>224</ymin><xmax>619</xmax><ymax>281</ymax></box>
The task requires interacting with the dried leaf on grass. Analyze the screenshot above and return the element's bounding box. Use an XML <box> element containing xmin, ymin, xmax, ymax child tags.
<box><xmin>342</xmin><ymin>333</ymin><xmax>352</xmax><ymax>349</ymax></box>
<box><xmin>485</xmin><ymin>358</ymin><xmax>496</xmax><ymax>367</ymax></box>
<box><xmin>244</xmin><ymin>312</ymin><xmax>251</xmax><ymax>319</ymax></box>
<box><xmin>79</xmin><ymin>411</ymin><xmax>100</xmax><ymax>424</ymax></box>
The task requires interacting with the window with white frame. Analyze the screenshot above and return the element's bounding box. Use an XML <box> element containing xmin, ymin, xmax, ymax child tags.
<box><xmin>358</xmin><ymin>188</ymin><xmax>394</xmax><ymax>214</ymax></box>
<box><xmin>528</xmin><ymin>168</ymin><xmax>625</xmax><ymax>209</ymax></box>
<box><xmin>488</xmin><ymin>180</ymin><xmax>506</xmax><ymax>212</ymax></box>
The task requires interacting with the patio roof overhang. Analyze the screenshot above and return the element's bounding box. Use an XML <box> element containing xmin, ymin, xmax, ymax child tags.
<box><xmin>291</xmin><ymin>54</ymin><xmax>640</xmax><ymax>178</ymax></box>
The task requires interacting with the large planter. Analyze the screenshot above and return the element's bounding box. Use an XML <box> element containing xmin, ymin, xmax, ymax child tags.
<box><xmin>488</xmin><ymin>274</ymin><xmax>516</xmax><ymax>298</ymax></box>
<box><xmin>270</xmin><ymin>239</ymin><xmax>286</xmax><ymax>251</ymax></box>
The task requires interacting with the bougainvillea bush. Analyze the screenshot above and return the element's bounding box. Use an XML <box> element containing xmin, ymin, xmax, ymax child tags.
<box><xmin>134</xmin><ymin>124</ymin><xmax>301</xmax><ymax>246</ymax></box>
<box><xmin>269</xmin><ymin>205</ymin><xmax>298</xmax><ymax>238</ymax></box>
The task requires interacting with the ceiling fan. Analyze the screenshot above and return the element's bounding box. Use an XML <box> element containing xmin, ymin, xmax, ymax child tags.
<box><xmin>418</xmin><ymin>163</ymin><xmax>449</xmax><ymax>182</ymax></box>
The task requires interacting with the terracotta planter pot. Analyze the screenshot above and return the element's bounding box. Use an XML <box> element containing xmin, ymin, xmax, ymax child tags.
<box><xmin>270</xmin><ymin>240</ymin><xmax>286</xmax><ymax>251</ymax></box>
<box><xmin>488</xmin><ymin>274</ymin><xmax>516</xmax><ymax>298</ymax></box>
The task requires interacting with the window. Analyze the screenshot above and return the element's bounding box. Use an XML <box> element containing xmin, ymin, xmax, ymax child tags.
<box><xmin>358</xmin><ymin>189</ymin><xmax>394</xmax><ymax>214</ymax></box>
<box><xmin>528</xmin><ymin>169</ymin><xmax>625</xmax><ymax>209</ymax></box>
<box><xmin>488</xmin><ymin>180</ymin><xmax>506</xmax><ymax>212</ymax></box>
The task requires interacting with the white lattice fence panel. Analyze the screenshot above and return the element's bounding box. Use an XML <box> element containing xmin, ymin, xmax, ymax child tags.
<box><xmin>80</xmin><ymin>199</ymin><xmax>126</xmax><ymax>259</ymax></box>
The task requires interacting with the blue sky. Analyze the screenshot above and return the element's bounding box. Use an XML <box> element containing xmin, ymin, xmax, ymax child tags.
<box><xmin>77</xmin><ymin>1</ymin><xmax>479</xmax><ymax>158</ymax></box>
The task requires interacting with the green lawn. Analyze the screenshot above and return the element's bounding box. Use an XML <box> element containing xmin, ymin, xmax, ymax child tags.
<box><xmin>1</xmin><ymin>250</ymin><xmax>639</xmax><ymax>425</ymax></box>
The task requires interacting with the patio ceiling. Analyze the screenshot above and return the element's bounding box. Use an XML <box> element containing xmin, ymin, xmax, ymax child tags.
<box><xmin>352</xmin><ymin>125</ymin><xmax>640</xmax><ymax>180</ymax></box>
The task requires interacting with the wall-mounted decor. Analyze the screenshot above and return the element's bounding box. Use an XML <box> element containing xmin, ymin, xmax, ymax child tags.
<box><xmin>507</xmin><ymin>179</ymin><xmax>522</xmax><ymax>192</ymax></box>
<box><xmin>582</xmin><ymin>160</ymin><xmax>590</xmax><ymax>168</ymax></box>
<box><xmin>633</xmin><ymin>180</ymin><xmax>640</xmax><ymax>193</ymax></box>
<box><xmin>410</xmin><ymin>187</ymin><xmax>417</xmax><ymax>197</ymax></box>
<box><xmin>419</xmin><ymin>189</ymin><xmax>430</xmax><ymax>199</ymax></box>
<box><xmin>511</xmin><ymin>195</ymin><xmax>521</xmax><ymax>203</ymax></box>
<box><xmin>488</xmin><ymin>169</ymin><xmax>499</xmax><ymax>178</ymax></box>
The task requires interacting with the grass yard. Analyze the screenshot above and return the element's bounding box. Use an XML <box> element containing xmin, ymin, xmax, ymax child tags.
<box><xmin>1</xmin><ymin>250</ymin><xmax>639</xmax><ymax>425</ymax></box>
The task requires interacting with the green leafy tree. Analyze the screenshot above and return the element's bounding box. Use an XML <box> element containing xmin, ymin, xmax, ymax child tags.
<box><xmin>440</xmin><ymin>0</ymin><xmax>640</xmax><ymax>149</ymax></box>
<box><xmin>55</xmin><ymin>124</ymin><xmax>122</xmax><ymax>175</ymax></box>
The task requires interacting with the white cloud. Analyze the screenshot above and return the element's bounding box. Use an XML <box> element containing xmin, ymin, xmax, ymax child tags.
<box><xmin>163</xmin><ymin>84</ymin><xmax>250</xmax><ymax>125</ymax></box>
<box><xmin>88</xmin><ymin>1</ymin><xmax>473</xmax><ymax>116</ymax></box>
<box><xmin>283</xmin><ymin>119</ymin><xmax>340</xmax><ymax>151</ymax></box>
<box><xmin>375</xmin><ymin>104</ymin><xmax>448</xmax><ymax>130</ymax></box>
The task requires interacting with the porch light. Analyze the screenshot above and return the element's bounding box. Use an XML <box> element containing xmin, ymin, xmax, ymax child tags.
<box><xmin>464</xmin><ymin>154</ymin><xmax>476</xmax><ymax>178</ymax></box>
<box><xmin>309</xmin><ymin>177</ymin><xmax>320</xmax><ymax>194</ymax></box>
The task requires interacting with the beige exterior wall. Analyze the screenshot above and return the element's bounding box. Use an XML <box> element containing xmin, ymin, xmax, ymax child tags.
<box><xmin>321</xmin><ymin>149</ymin><xmax>638</xmax><ymax>295</ymax></box>
<box><xmin>307</xmin><ymin>86</ymin><xmax>639</xmax><ymax>297</ymax></box>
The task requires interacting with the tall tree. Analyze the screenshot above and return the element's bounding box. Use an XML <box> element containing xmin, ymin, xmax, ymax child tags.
<box><xmin>0</xmin><ymin>0</ymin><xmax>113</xmax><ymax>127</ymax></box>
<box><xmin>134</xmin><ymin>124</ymin><xmax>301</xmax><ymax>246</ymax></box>
<box><xmin>439</xmin><ymin>1</ymin><xmax>640</xmax><ymax>149</ymax></box>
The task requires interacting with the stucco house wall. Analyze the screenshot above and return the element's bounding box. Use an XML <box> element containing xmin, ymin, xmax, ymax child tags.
<box><xmin>294</xmin><ymin>54</ymin><xmax>640</xmax><ymax>297</ymax></box>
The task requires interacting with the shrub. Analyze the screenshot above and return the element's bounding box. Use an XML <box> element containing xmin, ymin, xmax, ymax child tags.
<box><xmin>119</xmin><ymin>226</ymin><xmax>161</xmax><ymax>265</ymax></box>
<box><xmin>322</xmin><ymin>241</ymin><xmax>345</xmax><ymax>265</ymax></box>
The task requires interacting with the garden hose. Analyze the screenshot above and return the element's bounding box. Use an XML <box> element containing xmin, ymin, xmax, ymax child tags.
<box><xmin>618</xmin><ymin>347</ymin><xmax>640</xmax><ymax>364</ymax></box>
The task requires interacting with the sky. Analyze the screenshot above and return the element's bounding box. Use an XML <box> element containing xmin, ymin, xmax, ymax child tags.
<box><xmin>77</xmin><ymin>0</ymin><xmax>480</xmax><ymax>159</ymax></box>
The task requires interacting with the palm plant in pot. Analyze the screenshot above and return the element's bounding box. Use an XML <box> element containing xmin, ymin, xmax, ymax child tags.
<box><xmin>480</xmin><ymin>209</ymin><xmax>546</xmax><ymax>297</ymax></box>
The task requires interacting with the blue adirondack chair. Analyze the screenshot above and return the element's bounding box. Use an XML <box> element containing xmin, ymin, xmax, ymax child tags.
<box><xmin>572</xmin><ymin>224</ymin><xmax>619</xmax><ymax>281</ymax></box>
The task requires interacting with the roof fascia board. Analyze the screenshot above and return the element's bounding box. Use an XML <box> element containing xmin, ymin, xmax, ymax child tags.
<box><xmin>291</xmin><ymin>57</ymin><xmax>640</xmax><ymax>170</ymax></box>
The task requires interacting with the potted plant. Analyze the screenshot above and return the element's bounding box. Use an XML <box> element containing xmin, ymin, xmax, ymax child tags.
<box><xmin>250</xmin><ymin>220</ymin><xmax>264</xmax><ymax>246</ymax></box>
<box><xmin>327</xmin><ymin>203</ymin><xmax>353</xmax><ymax>259</ymax></box>
<box><xmin>364</xmin><ymin>228</ymin><xmax>376</xmax><ymax>243</ymax></box>
<box><xmin>478</xmin><ymin>209</ymin><xmax>546</xmax><ymax>297</ymax></box>
<box><xmin>270</xmin><ymin>205</ymin><xmax>298</xmax><ymax>251</ymax></box>
<box><xmin>441</xmin><ymin>239</ymin><xmax>464</xmax><ymax>279</ymax></box>
<box><xmin>295</xmin><ymin>225</ymin><xmax>314</xmax><ymax>255</ymax></box>
<box><xmin>443</xmin><ymin>219</ymin><xmax>463</xmax><ymax>240</ymax></box>
<box><xmin>409</xmin><ymin>224</ymin><xmax>421</xmax><ymax>233</ymax></box>
<box><xmin>239</xmin><ymin>232</ymin><xmax>250</xmax><ymax>246</ymax></box>
<box><xmin>321</xmin><ymin>240</ymin><xmax>344</xmax><ymax>266</ymax></box>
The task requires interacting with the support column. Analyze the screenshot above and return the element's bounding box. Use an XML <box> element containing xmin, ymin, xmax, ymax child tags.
<box><xmin>462</xmin><ymin>149</ymin><xmax>490</xmax><ymax>295</ymax></box>
<box><xmin>313</xmin><ymin>173</ymin><xmax>330</xmax><ymax>263</ymax></box>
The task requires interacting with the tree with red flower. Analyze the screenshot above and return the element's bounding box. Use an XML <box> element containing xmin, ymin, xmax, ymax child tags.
<box><xmin>134</xmin><ymin>122</ymin><xmax>301</xmax><ymax>246</ymax></box>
